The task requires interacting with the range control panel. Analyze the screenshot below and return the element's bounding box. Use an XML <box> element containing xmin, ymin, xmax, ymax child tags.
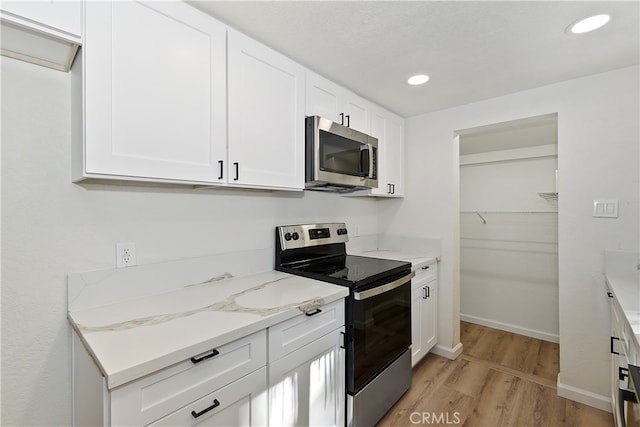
<box><xmin>277</xmin><ymin>223</ymin><xmax>349</xmax><ymax>250</ymax></box>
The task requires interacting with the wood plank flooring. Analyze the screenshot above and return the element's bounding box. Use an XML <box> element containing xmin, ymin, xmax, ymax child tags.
<box><xmin>377</xmin><ymin>322</ymin><xmax>613</xmax><ymax>427</ymax></box>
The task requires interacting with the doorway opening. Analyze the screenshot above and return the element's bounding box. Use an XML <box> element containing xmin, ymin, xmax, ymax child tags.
<box><xmin>457</xmin><ymin>113</ymin><xmax>559</xmax><ymax>343</ymax></box>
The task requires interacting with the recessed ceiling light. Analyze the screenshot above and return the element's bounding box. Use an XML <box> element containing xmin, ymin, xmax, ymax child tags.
<box><xmin>407</xmin><ymin>74</ymin><xmax>429</xmax><ymax>85</ymax></box>
<box><xmin>568</xmin><ymin>14</ymin><xmax>611</xmax><ymax>34</ymax></box>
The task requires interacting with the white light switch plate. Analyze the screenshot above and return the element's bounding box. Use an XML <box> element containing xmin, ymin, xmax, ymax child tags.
<box><xmin>593</xmin><ymin>199</ymin><xmax>618</xmax><ymax>218</ymax></box>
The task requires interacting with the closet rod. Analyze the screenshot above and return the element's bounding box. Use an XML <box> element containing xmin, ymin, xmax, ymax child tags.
<box><xmin>460</xmin><ymin>211</ymin><xmax>558</xmax><ymax>214</ymax></box>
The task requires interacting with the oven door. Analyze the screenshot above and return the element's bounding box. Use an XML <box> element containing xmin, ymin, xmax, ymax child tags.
<box><xmin>347</xmin><ymin>271</ymin><xmax>413</xmax><ymax>394</ymax></box>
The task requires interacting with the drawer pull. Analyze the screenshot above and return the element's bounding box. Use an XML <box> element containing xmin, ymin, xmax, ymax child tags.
<box><xmin>305</xmin><ymin>308</ymin><xmax>322</xmax><ymax>317</ymax></box>
<box><xmin>191</xmin><ymin>398</ymin><xmax>220</xmax><ymax>418</ymax></box>
<box><xmin>421</xmin><ymin>266</ymin><xmax>430</xmax><ymax>270</ymax></box>
<box><xmin>190</xmin><ymin>349</ymin><xmax>219</xmax><ymax>364</ymax></box>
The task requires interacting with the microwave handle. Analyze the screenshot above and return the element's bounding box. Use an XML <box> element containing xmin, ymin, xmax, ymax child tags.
<box><xmin>360</xmin><ymin>143</ymin><xmax>374</xmax><ymax>179</ymax></box>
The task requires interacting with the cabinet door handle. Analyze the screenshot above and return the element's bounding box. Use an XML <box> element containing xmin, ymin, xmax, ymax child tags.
<box><xmin>191</xmin><ymin>399</ymin><xmax>220</xmax><ymax>418</ymax></box>
<box><xmin>607</xmin><ymin>292</ymin><xmax>613</xmax><ymax>298</ymax></box>
<box><xmin>422</xmin><ymin>266</ymin><xmax>430</xmax><ymax>270</ymax></box>
<box><xmin>391</xmin><ymin>184</ymin><xmax>395</xmax><ymax>194</ymax></box>
<box><xmin>190</xmin><ymin>349</ymin><xmax>219</xmax><ymax>364</ymax></box>
<box><xmin>340</xmin><ymin>331</ymin><xmax>345</xmax><ymax>349</ymax></box>
<box><xmin>339</xmin><ymin>112</ymin><xmax>345</xmax><ymax>126</ymax></box>
<box><xmin>611</xmin><ymin>336</ymin><xmax>620</xmax><ymax>355</ymax></box>
<box><xmin>305</xmin><ymin>308</ymin><xmax>322</xmax><ymax>316</ymax></box>
<box><xmin>345</xmin><ymin>114</ymin><xmax>350</xmax><ymax>128</ymax></box>
<box><xmin>233</xmin><ymin>162</ymin><xmax>239</xmax><ymax>181</ymax></box>
<box><xmin>387</xmin><ymin>184</ymin><xmax>392</xmax><ymax>194</ymax></box>
<box><xmin>423</xmin><ymin>286</ymin><xmax>430</xmax><ymax>299</ymax></box>
<box><xmin>218</xmin><ymin>160</ymin><xmax>224</xmax><ymax>180</ymax></box>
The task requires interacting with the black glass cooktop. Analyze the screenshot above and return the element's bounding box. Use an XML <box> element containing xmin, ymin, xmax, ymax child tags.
<box><xmin>280</xmin><ymin>255</ymin><xmax>410</xmax><ymax>290</ymax></box>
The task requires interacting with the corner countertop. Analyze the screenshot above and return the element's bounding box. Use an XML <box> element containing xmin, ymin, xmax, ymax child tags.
<box><xmin>606</xmin><ymin>275</ymin><xmax>640</xmax><ymax>342</ymax></box>
<box><xmin>68</xmin><ymin>270</ymin><xmax>348</xmax><ymax>389</ymax></box>
<box><xmin>605</xmin><ymin>250</ymin><xmax>640</xmax><ymax>348</ymax></box>
<box><xmin>351</xmin><ymin>249</ymin><xmax>440</xmax><ymax>270</ymax></box>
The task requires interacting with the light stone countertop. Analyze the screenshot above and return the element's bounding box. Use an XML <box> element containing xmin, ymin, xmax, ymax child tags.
<box><xmin>351</xmin><ymin>249</ymin><xmax>440</xmax><ymax>270</ymax></box>
<box><xmin>68</xmin><ymin>270</ymin><xmax>348</xmax><ymax>389</ymax></box>
<box><xmin>604</xmin><ymin>250</ymin><xmax>640</xmax><ymax>350</ymax></box>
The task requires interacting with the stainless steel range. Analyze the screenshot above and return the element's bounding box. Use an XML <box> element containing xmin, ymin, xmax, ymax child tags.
<box><xmin>275</xmin><ymin>223</ymin><xmax>413</xmax><ymax>426</ymax></box>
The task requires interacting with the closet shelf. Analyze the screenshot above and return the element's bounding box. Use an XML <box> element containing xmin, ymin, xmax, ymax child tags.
<box><xmin>538</xmin><ymin>192</ymin><xmax>558</xmax><ymax>201</ymax></box>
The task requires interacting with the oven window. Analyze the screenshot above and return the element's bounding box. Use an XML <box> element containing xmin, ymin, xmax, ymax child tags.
<box><xmin>319</xmin><ymin>130</ymin><xmax>367</xmax><ymax>177</ymax></box>
<box><xmin>352</xmin><ymin>281</ymin><xmax>411</xmax><ymax>392</ymax></box>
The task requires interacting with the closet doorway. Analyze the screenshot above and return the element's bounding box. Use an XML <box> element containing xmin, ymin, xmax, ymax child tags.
<box><xmin>458</xmin><ymin>114</ymin><xmax>559</xmax><ymax>343</ymax></box>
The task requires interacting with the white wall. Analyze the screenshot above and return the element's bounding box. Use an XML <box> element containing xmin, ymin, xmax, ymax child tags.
<box><xmin>378</xmin><ymin>65</ymin><xmax>639</xmax><ymax>406</ymax></box>
<box><xmin>460</xmin><ymin>152</ymin><xmax>559</xmax><ymax>341</ymax></box>
<box><xmin>0</xmin><ymin>57</ymin><xmax>380</xmax><ymax>426</ymax></box>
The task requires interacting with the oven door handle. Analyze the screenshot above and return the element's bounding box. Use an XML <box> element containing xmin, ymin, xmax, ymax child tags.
<box><xmin>354</xmin><ymin>271</ymin><xmax>415</xmax><ymax>301</ymax></box>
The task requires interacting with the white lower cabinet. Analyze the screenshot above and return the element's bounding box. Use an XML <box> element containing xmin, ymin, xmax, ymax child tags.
<box><xmin>268</xmin><ymin>328</ymin><xmax>345</xmax><ymax>427</ymax></box>
<box><xmin>411</xmin><ymin>261</ymin><xmax>438</xmax><ymax>366</ymax></box>
<box><xmin>609</xmin><ymin>290</ymin><xmax>640</xmax><ymax>427</ymax></box>
<box><xmin>72</xmin><ymin>300</ymin><xmax>346</xmax><ymax>427</ymax></box>
<box><xmin>149</xmin><ymin>368</ymin><xmax>267</xmax><ymax>426</ymax></box>
<box><xmin>267</xmin><ymin>298</ymin><xmax>346</xmax><ymax>427</ymax></box>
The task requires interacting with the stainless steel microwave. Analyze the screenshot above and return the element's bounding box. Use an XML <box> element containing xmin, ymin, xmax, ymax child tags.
<box><xmin>305</xmin><ymin>115</ymin><xmax>378</xmax><ymax>192</ymax></box>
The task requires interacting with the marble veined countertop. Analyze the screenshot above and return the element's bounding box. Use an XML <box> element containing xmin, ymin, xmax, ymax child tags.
<box><xmin>68</xmin><ymin>270</ymin><xmax>348</xmax><ymax>389</ymax></box>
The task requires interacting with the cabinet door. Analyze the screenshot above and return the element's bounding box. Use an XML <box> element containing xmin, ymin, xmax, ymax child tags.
<box><xmin>411</xmin><ymin>274</ymin><xmax>437</xmax><ymax>367</ymax></box>
<box><xmin>228</xmin><ymin>29</ymin><xmax>304</xmax><ymax>190</ymax></box>
<box><xmin>149</xmin><ymin>367</ymin><xmax>267</xmax><ymax>427</ymax></box>
<box><xmin>411</xmin><ymin>280</ymin><xmax>425</xmax><ymax>366</ymax></box>
<box><xmin>423</xmin><ymin>280</ymin><xmax>437</xmax><ymax>352</ymax></box>
<box><xmin>305</xmin><ymin>71</ymin><xmax>343</xmax><ymax>124</ymax></box>
<box><xmin>268</xmin><ymin>328</ymin><xmax>345</xmax><ymax>427</ymax></box>
<box><xmin>362</xmin><ymin>107</ymin><xmax>405</xmax><ymax>197</ymax></box>
<box><xmin>83</xmin><ymin>1</ymin><xmax>226</xmax><ymax>183</ymax></box>
<box><xmin>1</xmin><ymin>0</ymin><xmax>81</xmax><ymax>38</ymax></box>
<box><xmin>342</xmin><ymin>91</ymin><xmax>371</xmax><ymax>134</ymax></box>
<box><xmin>383</xmin><ymin>114</ymin><xmax>405</xmax><ymax>197</ymax></box>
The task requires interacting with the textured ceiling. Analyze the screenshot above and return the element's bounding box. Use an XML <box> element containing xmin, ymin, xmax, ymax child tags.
<box><xmin>189</xmin><ymin>1</ymin><xmax>640</xmax><ymax>118</ymax></box>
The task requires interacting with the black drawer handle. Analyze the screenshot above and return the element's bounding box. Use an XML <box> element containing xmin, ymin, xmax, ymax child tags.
<box><xmin>611</xmin><ymin>336</ymin><xmax>620</xmax><ymax>355</ymax></box>
<box><xmin>191</xmin><ymin>399</ymin><xmax>220</xmax><ymax>418</ymax></box>
<box><xmin>190</xmin><ymin>349</ymin><xmax>219</xmax><ymax>364</ymax></box>
<box><xmin>233</xmin><ymin>162</ymin><xmax>239</xmax><ymax>181</ymax></box>
<box><xmin>422</xmin><ymin>266</ymin><xmax>430</xmax><ymax>270</ymax></box>
<box><xmin>422</xmin><ymin>286</ymin><xmax>430</xmax><ymax>299</ymax></box>
<box><xmin>607</xmin><ymin>292</ymin><xmax>613</xmax><ymax>298</ymax></box>
<box><xmin>305</xmin><ymin>308</ymin><xmax>322</xmax><ymax>316</ymax></box>
<box><xmin>218</xmin><ymin>160</ymin><xmax>224</xmax><ymax>180</ymax></box>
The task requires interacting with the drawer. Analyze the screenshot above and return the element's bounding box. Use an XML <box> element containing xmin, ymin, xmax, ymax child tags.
<box><xmin>413</xmin><ymin>261</ymin><xmax>437</xmax><ymax>283</ymax></box>
<box><xmin>111</xmin><ymin>330</ymin><xmax>267</xmax><ymax>426</ymax></box>
<box><xmin>269</xmin><ymin>299</ymin><xmax>344</xmax><ymax>362</ymax></box>
<box><xmin>149</xmin><ymin>367</ymin><xmax>267</xmax><ymax>426</ymax></box>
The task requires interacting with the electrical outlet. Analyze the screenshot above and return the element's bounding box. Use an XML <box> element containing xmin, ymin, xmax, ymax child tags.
<box><xmin>116</xmin><ymin>242</ymin><xmax>137</xmax><ymax>268</ymax></box>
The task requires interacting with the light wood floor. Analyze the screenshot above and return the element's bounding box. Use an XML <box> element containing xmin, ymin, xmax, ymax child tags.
<box><xmin>377</xmin><ymin>322</ymin><xmax>614</xmax><ymax>427</ymax></box>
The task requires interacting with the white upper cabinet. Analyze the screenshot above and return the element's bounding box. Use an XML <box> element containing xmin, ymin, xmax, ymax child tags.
<box><xmin>305</xmin><ymin>71</ymin><xmax>372</xmax><ymax>134</ymax></box>
<box><xmin>0</xmin><ymin>0</ymin><xmax>81</xmax><ymax>71</ymax></box>
<box><xmin>0</xmin><ymin>0</ymin><xmax>81</xmax><ymax>39</ymax></box>
<box><xmin>75</xmin><ymin>0</ymin><xmax>227</xmax><ymax>184</ymax></box>
<box><xmin>306</xmin><ymin>71</ymin><xmax>343</xmax><ymax>124</ymax></box>
<box><xmin>227</xmin><ymin>29</ymin><xmax>305</xmax><ymax>190</ymax></box>
<box><xmin>342</xmin><ymin>91</ymin><xmax>371</xmax><ymax>134</ymax></box>
<box><xmin>361</xmin><ymin>106</ymin><xmax>405</xmax><ymax>197</ymax></box>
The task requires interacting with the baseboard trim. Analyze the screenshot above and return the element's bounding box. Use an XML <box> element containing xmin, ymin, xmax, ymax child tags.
<box><xmin>460</xmin><ymin>313</ymin><xmax>559</xmax><ymax>343</ymax></box>
<box><xmin>557</xmin><ymin>374</ymin><xmax>612</xmax><ymax>413</ymax></box>
<box><xmin>430</xmin><ymin>342</ymin><xmax>463</xmax><ymax>360</ymax></box>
